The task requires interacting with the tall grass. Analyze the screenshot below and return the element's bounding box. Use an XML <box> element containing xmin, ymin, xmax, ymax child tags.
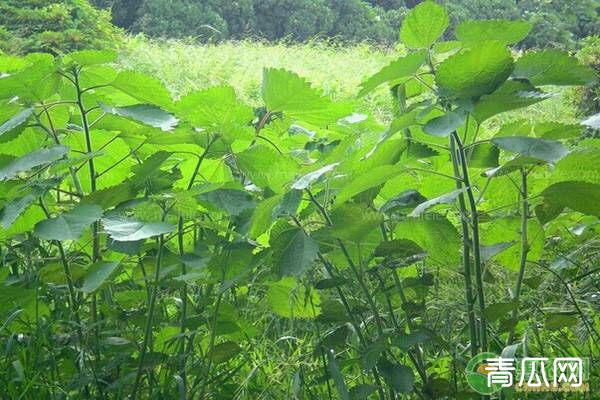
<box><xmin>117</xmin><ymin>35</ymin><xmax>578</xmax><ymax>125</ymax></box>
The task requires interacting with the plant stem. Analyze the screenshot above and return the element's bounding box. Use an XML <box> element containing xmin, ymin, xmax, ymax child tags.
<box><xmin>449</xmin><ymin>136</ymin><xmax>479</xmax><ymax>357</ymax></box>
<box><xmin>453</xmin><ymin>132</ymin><xmax>487</xmax><ymax>352</ymax></box>
<box><xmin>507</xmin><ymin>169</ymin><xmax>529</xmax><ymax>345</ymax></box>
<box><xmin>131</xmin><ymin>234</ymin><xmax>165</xmax><ymax>400</ymax></box>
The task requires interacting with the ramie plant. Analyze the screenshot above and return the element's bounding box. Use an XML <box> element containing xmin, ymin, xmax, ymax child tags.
<box><xmin>0</xmin><ymin>2</ymin><xmax>599</xmax><ymax>399</ymax></box>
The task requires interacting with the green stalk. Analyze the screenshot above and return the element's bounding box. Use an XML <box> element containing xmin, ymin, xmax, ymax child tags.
<box><xmin>176</xmin><ymin>138</ymin><xmax>215</xmax><ymax>395</ymax></box>
<box><xmin>452</xmin><ymin>132</ymin><xmax>487</xmax><ymax>351</ymax></box>
<box><xmin>131</xmin><ymin>234</ymin><xmax>165</xmax><ymax>400</ymax></box>
<box><xmin>449</xmin><ymin>136</ymin><xmax>479</xmax><ymax>356</ymax></box>
<box><xmin>507</xmin><ymin>169</ymin><xmax>529</xmax><ymax>345</ymax></box>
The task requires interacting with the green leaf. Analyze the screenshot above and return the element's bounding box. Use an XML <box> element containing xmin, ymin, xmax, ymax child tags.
<box><xmin>456</xmin><ymin>20</ymin><xmax>532</xmax><ymax>45</ymax></box>
<box><xmin>270</xmin><ymin>224</ymin><xmax>318</xmax><ymax>276</ymax></box>
<box><xmin>248</xmin><ymin>195</ymin><xmax>282</xmax><ymax>239</ymax></box>
<box><xmin>211</xmin><ymin>341</ymin><xmax>241</xmax><ymax>364</ymax></box>
<box><xmin>266</xmin><ymin>277</ymin><xmax>320</xmax><ymax>319</ymax></box>
<box><xmin>469</xmin><ymin>143</ymin><xmax>499</xmax><ymax>168</ymax></box>
<box><xmin>400</xmin><ymin>1</ymin><xmax>449</xmax><ymax>49</ymax></box>
<box><xmin>198</xmin><ymin>189</ymin><xmax>256</xmax><ymax>216</ymax></box>
<box><xmin>0</xmin><ymin>146</ymin><xmax>69</xmax><ymax>181</ymax></box>
<box><xmin>394</xmin><ymin>214</ymin><xmax>461</xmax><ymax>267</ymax></box>
<box><xmin>545</xmin><ymin>313</ymin><xmax>578</xmax><ymax>330</ymax></box>
<box><xmin>0</xmin><ymin>108</ymin><xmax>33</xmax><ymax>141</ymax></box>
<box><xmin>100</xmin><ymin>104</ymin><xmax>178</xmax><ymax>131</ymax></box>
<box><xmin>480</xmin><ymin>217</ymin><xmax>544</xmax><ymax>270</ymax></box>
<box><xmin>334</xmin><ymin>165</ymin><xmax>402</xmax><ymax>206</ymax></box>
<box><xmin>80</xmin><ymin>261</ymin><xmax>121</xmax><ymax>293</ymax></box>
<box><xmin>480</xmin><ymin>241</ymin><xmax>515</xmax><ymax>262</ymax></box>
<box><xmin>491</xmin><ymin>136</ymin><xmax>569</xmax><ymax>163</ymax></box>
<box><xmin>534</xmin><ymin>122</ymin><xmax>582</xmax><ymax>140</ymax></box>
<box><xmin>81</xmin><ymin>182</ymin><xmax>138</xmax><ymax>210</ymax></box>
<box><xmin>330</xmin><ymin>204</ymin><xmax>382</xmax><ymax>243</ymax></box>
<box><xmin>111</xmin><ymin>71</ymin><xmax>172</xmax><ymax>109</ymax></box>
<box><xmin>409</xmin><ymin>188</ymin><xmax>467</xmax><ymax>217</ymax></box>
<box><xmin>540</xmin><ymin>181</ymin><xmax>600</xmax><ymax>217</ymax></box>
<box><xmin>236</xmin><ymin>145</ymin><xmax>297</xmax><ymax>192</ymax></box>
<box><xmin>358</xmin><ymin>51</ymin><xmax>427</xmax><ymax>97</ymax></box>
<box><xmin>436</xmin><ymin>42</ymin><xmax>514</xmax><ymax>99</ymax></box>
<box><xmin>327</xmin><ymin>350</ymin><xmax>350</xmax><ymax>400</ymax></box>
<box><xmin>262</xmin><ymin>68</ymin><xmax>351</xmax><ymax>125</ymax></box>
<box><xmin>291</xmin><ymin>163</ymin><xmax>339</xmax><ymax>190</ymax></box>
<box><xmin>103</xmin><ymin>216</ymin><xmax>175</xmax><ymax>241</ymax></box>
<box><xmin>0</xmin><ymin>194</ymin><xmax>35</xmax><ymax>229</ymax></box>
<box><xmin>175</xmin><ymin>85</ymin><xmax>253</xmax><ymax>136</ymax></box>
<box><xmin>473</xmin><ymin>80</ymin><xmax>552</xmax><ymax>123</ymax></box>
<box><xmin>423</xmin><ymin>111</ymin><xmax>465</xmax><ymax>137</ymax></box>
<box><xmin>35</xmin><ymin>204</ymin><xmax>103</xmax><ymax>241</ymax></box>
<box><xmin>514</xmin><ymin>50</ymin><xmax>596</xmax><ymax>86</ymax></box>
<box><xmin>484</xmin><ymin>301</ymin><xmax>519</xmax><ymax>322</ymax></box>
<box><xmin>377</xmin><ymin>359</ymin><xmax>414</xmax><ymax>393</ymax></box>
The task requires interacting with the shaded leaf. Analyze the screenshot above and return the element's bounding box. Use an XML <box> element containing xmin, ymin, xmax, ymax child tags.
<box><xmin>80</xmin><ymin>261</ymin><xmax>121</xmax><ymax>293</ymax></box>
<box><xmin>0</xmin><ymin>146</ymin><xmax>69</xmax><ymax>181</ymax></box>
<box><xmin>35</xmin><ymin>204</ymin><xmax>103</xmax><ymax>241</ymax></box>
<box><xmin>103</xmin><ymin>216</ymin><xmax>175</xmax><ymax>241</ymax></box>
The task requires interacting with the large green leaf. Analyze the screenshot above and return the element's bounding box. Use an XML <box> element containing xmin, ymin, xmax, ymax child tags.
<box><xmin>394</xmin><ymin>214</ymin><xmax>461</xmax><ymax>267</ymax></box>
<box><xmin>262</xmin><ymin>68</ymin><xmax>351</xmax><ymax>125</ymax></box>
<box><xmin>540</xmin><ymin>181</ymin><xmax>600</xmax><ymax>217</ymax></box>
<box><xmin>102</xmin><ymin>216</ymin><xmax>175</xmax><ymax>241</ymax></box>
<box><xmin>481</xmin><ymin>217</ymin><xmax>544</xmax><ymax>270</ymax></box>
<box><xmin>330</xmin><ymin>204</ymin><xmax>382</xmax><ymax>243</ymax></box>
<box><xmin>0</xmin><ymin>146</ymin><xmax>69</xmax><ymax>181</ymax></box>
<box><xmin>110</xmin><ymin>71</ymin><xmax>173</xmax><ymax>109</ymax></box>
<box><xmin>400</xmin><ymin>1</ymin><xmax>449</xmax><ymax>49</ymax></box>
<box><xmin>0</xmin><ymin>194</ymin><xmax>35</xmax><ymax>229</ymax></box>
<box><xmin>436</xmin><ymin>42</ymin><xmax>514</xmax><ymax>99</ymax></box>
<box><xmin>248</xmin><ymin>195</ymin><xmax>282</xmax><ymax>239</ymax></box>
<box><xmin>334</xmin><ymin>165</ymin><xmax>402</xmax><ymax>206</ymax></box>
<box><xmin>513</xmin><ymin>50</ymin><xmax>595</xmax><ymax>86</ymax></box>
<box><xmin>236</xmin><ymin>145</ymin><xmax>298</xmax><ymax>193</ymax></box>
<box><xmin>291</xmin><ymin>163</ymin><xmax>339</xmax><ymax>190</ymax></box>
<box><xmin>423</xmin><ymin>111</ymin><xmax>465</xmax><ymax>137</ymax></box>
<box><xmin>80</xmin><ymin>261</ymin><xmax>121</xmax><ymax>293</ymax></box>
<box><xmin>491</xmin><ymin>136</ymin><xmax>568</xmax><ymax>163</ymax></box>
<box><xmin>473</xmin><ymin>80</ymin><xmax>552</xmax><ymax>123</ymax></box>
<box><xmin>0</xmin><ymin>108</ymin><xmax>32</xmax><ymax>141</ymax></box>
<box><xmin>358</xmin><ymin>51</ymin><xmax>427</xmax><ymax>97</ymax></box>
<box><xmin>456</xmin><ymin>20</ymin><xmax>532</xmax><ymax>45</ymax></box>
<box><xmin>175</xmin><ymin>85</ymin><xmax>254</xmax><ymax>137</ymax></box>
<box><xmin>270</xmin><ymin>224</ymin><xmax>318</xmax><ymax>276</ymax></box>
<box><xmin>100</xmin><ymin>104</ymin><xmax>178</xmax><ymax>131</ymax></box>
<box><xmin>409</xmin><ymin>188</ymin><xmax>467</xmax><ymax>217</ymax></box>
<box><xmin>35</xmin><ymin>204</ymin><xmax>103</xmax><ymax>241</ymax></box>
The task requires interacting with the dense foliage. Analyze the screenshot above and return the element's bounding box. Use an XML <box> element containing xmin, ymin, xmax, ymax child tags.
<box><xmin>93</xmin><ymin>0</ymin><xmax>600</xmax><ymax>47</ymax></box>
<box><xmin>0</xmin><ymin>0</ymin><xmax>119</xmax><ymax>55</ymax></box>
<box><xmin>576</xmin><ymin>36</ymin><xmax>600</xmax><ymax>123</ymax></box>
<box><xmin>1</xmin><ymin>3</ymin><xmax>600</xmax><ymax>400</ymax></box>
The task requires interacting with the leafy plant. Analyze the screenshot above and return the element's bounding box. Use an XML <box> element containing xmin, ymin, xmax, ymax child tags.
<box><xmin>0</xmin><ymin>3</ymin><xmax>599</xmax><ymax>399</ymax></box>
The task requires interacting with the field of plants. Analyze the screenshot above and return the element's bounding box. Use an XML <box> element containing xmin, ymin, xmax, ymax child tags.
<box><xmin>1</xmin><ymin>1</ymin><xmax>600</xmax><ymax>399</ymax></box>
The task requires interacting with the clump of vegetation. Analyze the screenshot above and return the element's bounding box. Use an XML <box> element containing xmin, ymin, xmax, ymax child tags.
<box><xmin>0</xmin><ymin>2</ymin><xmax>599</xmax><ymax>400</ymax></box>
<box><xmin>0</xmin><ymin>0</ymin><xmax>119</xmax><ymax>54</ymax></box>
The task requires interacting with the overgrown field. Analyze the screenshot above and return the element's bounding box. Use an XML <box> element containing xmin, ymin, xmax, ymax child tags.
<box><xmin>0</xmin><ymin>2</ymin><xmax>599</xmax><ymax>400</ymax></box>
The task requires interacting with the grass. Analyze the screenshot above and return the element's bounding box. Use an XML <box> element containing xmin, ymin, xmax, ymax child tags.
<box><xmin>117</xmin><ymin>35</ymin><xmax>579</xmax><ymax>127</ymax></box>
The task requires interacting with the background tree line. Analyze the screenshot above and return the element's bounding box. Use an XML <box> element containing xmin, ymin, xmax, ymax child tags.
<box><xmin>92</xmin><ymin>0</ymin><xmax>600</xmax><ymax>48</ymax></box>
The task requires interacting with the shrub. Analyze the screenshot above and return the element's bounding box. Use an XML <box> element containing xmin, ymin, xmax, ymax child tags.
<box><xmin>0</xmin><ymin>0</ymin><xmax>119</xmax><ymax>54</ymax></box>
